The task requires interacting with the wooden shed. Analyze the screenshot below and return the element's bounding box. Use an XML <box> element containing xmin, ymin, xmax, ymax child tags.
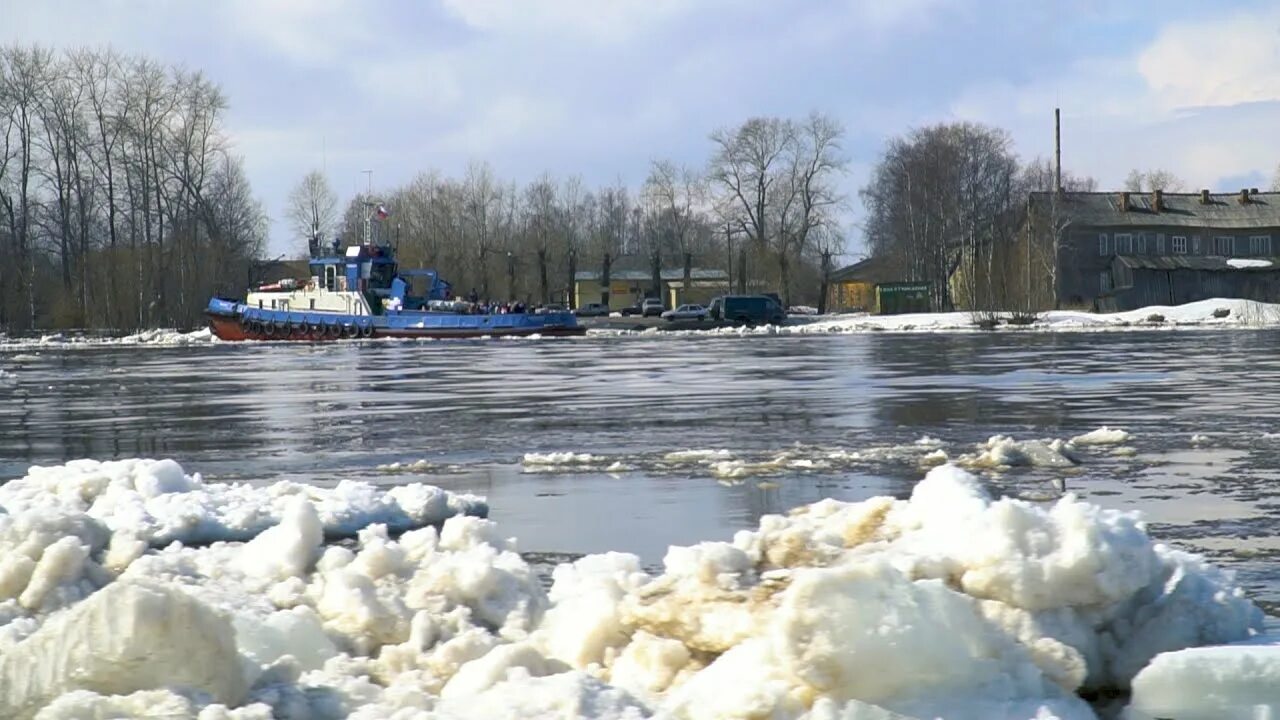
<box><xmin>827</xmin><ymin>256</ymin><xmax>928</xmax><ymax>314</ymax></box>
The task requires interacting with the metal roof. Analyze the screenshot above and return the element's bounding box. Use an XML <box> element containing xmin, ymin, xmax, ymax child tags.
<box><xmin>1031</xmin><ymin>190</ymin><xmax>1280</xmax><ymax>229</ymax></box>
<box><xmin>828</xmin><ymin>255</ymin><xmax>905</xmax><ymax>284</ymax></box>
<box><xmin>574</xmin><ymin>268</ymin><xmax>729</xmax><ymax>282</ymax></box>
<box><xmin>1114</xmin><ymin>255</ymin><xmax>1280</xmax><ymax>272</ymax></box>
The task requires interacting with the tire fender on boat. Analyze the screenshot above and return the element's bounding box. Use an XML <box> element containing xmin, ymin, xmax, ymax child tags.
<box><xmin>360</xmin><ymin>324</ymin><xmax>374</xmax><ymax>339</ymax></box>
<box><xmin>264</xmin><ymin>320</ymin><xmax>277</xmax><ymax>337</ymax></box>
<box><xmin>326</xmin><ymin>323</ymin><xmax>340</xmax><ymax>339</ymax></box>
<box><xmin>342</xmin><ymin>324</ymin><xmax>358</xmax><ymax>339</ymax></box>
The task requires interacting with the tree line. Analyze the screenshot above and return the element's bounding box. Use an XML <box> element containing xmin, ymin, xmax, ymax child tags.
<box><xmin>290</xmin><ymin>112</ymin><xmax>849</xmax><ymax>311</ymax></box>
<box><xmin>0</xmin><ymin>44</ymin><xmax>266</xmax><ymax>332</ymax></box>
<box><xmin>859</xmin><ymin>121</ymin><xmax>1205</xmax><ymax>312</ymax></box>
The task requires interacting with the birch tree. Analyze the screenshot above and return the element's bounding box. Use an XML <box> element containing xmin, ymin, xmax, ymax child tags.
<box><xmin>286</xmin><ymin>169</ymin><xmax>337</xmax><ymax>255</ymax></box>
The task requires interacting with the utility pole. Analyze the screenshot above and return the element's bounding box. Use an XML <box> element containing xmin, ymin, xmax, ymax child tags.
<box><xmin>725</xmin><ymin>222</ymin><xmax>736</xmax><ymax>295</ymax></box>
<box><xmin>1054</xmin><ymin>108</ymin><xmax>1062</xmax><ymax>194</ymax></box>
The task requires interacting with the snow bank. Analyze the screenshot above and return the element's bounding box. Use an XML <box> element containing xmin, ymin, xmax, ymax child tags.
<box><xmin>0</xmin><ymin>460</ymin><xmax>1263</xmax><ymax>719</ymax></box>
<box><xmin>1227</xmin><ymin>258</ymin><xmax>1273</xmax><ymax>269</ymax></box>
<box><xmin>0</xmin><ymin>458</ymin><xmax>487</xmax><ymax>546</ymax></box>
<box><xmin>590</xmin><ymin>298</ymin><xmax>1280</xmax><ymax>337</ymax></box>
<box><xmin>1127</xmin><ymin>639</ymin><xmax>1280</xmax><ymax>719</ymax></box>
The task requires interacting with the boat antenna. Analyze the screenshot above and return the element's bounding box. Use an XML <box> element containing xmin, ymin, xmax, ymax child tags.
<box><xmin>361</xmin><ymin>170</ymin><xmax>375</xmax><ymax>246</ymax></box>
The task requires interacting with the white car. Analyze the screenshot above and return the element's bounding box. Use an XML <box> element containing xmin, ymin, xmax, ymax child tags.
<box><xmin>661</xmin><ymin>304</ymin><xmax>708</xmax><ymax>321</ymax></box>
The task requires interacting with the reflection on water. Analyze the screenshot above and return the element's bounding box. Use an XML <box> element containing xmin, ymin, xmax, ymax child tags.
<box><xmin>3</xmin><ymin>330</ymin><xmax>1280</xmax><ymax>608</ymax></box>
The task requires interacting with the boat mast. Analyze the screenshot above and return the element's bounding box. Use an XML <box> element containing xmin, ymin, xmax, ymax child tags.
<box><xmin>361</xmin><ymin>170</ymin><xmax>374</xmax><ymax>247</ymax></box>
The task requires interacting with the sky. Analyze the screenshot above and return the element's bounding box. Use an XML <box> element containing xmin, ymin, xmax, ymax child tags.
<box><xmin>6</xmin><ymin>0</ymin><xmax>1280</xmax><ymax>258</ymax></box>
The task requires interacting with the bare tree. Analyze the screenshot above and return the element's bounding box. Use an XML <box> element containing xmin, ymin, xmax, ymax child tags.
<box><xmin>0</xmin><ymin>46</ymin><xmax>53</xmax><ymax>328</ymax></box>
<box><xmin>0</xmin><ymin>45</ymin><xmax>266</xmax><ymax>331</ymax></box>
<box><xmin>594</xmin><ymin>180</ymin><xmax>629</xmax><ymax>307</ymax></box>
<box><xmin>1124</xmin><ymin>168</ymin><xmax>1186</xmax><ymax>192</ymax></box>
<box><xmin>523</xmin><ymin>174</ymin><xmax>559</xmax><ymax>305</ymax></box>
<box><xmin>708</xmin><ymin>118</ymin><xmax>788</xmax><ymax>292</ymax></box>
<box><xmin>560</xmin><ymin>175</ymin><xmax>585</xmax><ymax>308</ymax></box>
<box><xmin>862</xmin><ymin>122</ymin><xmax>1018</xmax><ymax>313</ymax></box>
<box><xmin>775</xmin><ymin>112</ymin><xmax>846</xmax><ymax>306</ymax></box>
<box><xmin>644</xmin><ymin>160</ymin><xmax>707</xmax><ymax>305</ymax></box>
<box><xmin>813</xmin><ymin>225</ymin><xmax>844</xmax><ymax>314</ymax></box>
<box><xmin>286</xmin><ymin>169</ymin><xmax>337</xmax><ymax>255</ymax></box>
<box><xmin>1017</xmin><ymin>158</ymin><xmax>1098</xmax><ymax>311</ymax></box>
<box><xmin>462</xmin><ymin>162</ymin><xmax>500</xmax><ymax>298</ymax></box>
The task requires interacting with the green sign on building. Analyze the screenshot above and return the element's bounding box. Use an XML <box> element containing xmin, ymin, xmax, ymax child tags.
<box><xmin>876</xmin><ymin>282</ymin><xmax>932</xmax><ymax>315</ymax></box>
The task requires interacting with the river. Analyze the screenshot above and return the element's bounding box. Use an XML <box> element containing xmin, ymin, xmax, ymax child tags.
<box><xmin>2</xmin><ymin>330</ymin><xmax>1279</xmax><ymax>615</ymax></box>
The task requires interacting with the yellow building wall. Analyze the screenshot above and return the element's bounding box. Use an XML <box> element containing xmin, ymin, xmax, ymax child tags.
<box><xmin>829</xmin><ymin>281</ymin><xmax>877</xmax><ymax>312</ymax></box>
<box><xmin>574</xmin><ymin>280</ymin><xmax>647</xmax><ymax>310</ymax></box>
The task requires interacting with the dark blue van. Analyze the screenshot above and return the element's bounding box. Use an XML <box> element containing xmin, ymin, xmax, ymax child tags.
<box><xmin>707</xmin><ymin>295</ymin><xmax>786</xmax><ymax>326</ymax></box>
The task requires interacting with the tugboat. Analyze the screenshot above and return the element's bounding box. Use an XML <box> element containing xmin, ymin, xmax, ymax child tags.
<box><xmin>204</xmin><ymin>233</ymin><xmax>585</xmax><ymax>341</ymax></box>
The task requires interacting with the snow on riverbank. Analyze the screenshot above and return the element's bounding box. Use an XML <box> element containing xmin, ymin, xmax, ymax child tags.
<box><xmin>0</xmin><ymin>458</ymin><xmax>1264</xmax><ymax>718</ymax></box>
<box><xmin>593</xmin><ymin>298</ymin><xmax>1280</xmax><ymax>337</ymax></box>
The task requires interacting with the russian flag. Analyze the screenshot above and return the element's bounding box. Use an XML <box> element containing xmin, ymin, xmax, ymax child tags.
<box><xmin>376</xmin><ymin>204</ymin><xmax>389</xmax><ymax>219</ymax></box>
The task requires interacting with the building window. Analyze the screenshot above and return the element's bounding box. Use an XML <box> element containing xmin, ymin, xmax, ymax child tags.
<box><xmin>1098</xmin><ymin>233</ymin><xmax>1110</xmax><ymax>256</ymax></box>
<box><xmin>1099</xmin><ymin>271</ymin><xmax>1112</xmax><ymax>293</ymax></box>
<box><xmin>1250</xmin><ymin>235</ymin><xmax>1272</xmax><ymax>255</ymax></box>
<box><xmin>1115</xmin><ymin>233</ymin><xmax>1132</xmax><ymax>254</ymax></box>
<box><xmin>1193</xmin><ymin>236</ymin><xmax>1202</xmax><ymax>254</ymax></box>
<box><xmin>1172</xmin><ymin>236</ymin><xmax>1187</xmax><ymax>254</ymax></box>
<box><xmin>1156</xmin><ymin>233</ymin><xmax>1166</xmax><ymax>254</ymax></box>
<box><xmin>1136</xmin><ymin>234</ymin><xmax>1147</xmax><ymax>254</ymax></box>
<box><xmin>1213</xmin><ymin>236</ymin><xmax>1233</xmax><ymax>256</ymax></box>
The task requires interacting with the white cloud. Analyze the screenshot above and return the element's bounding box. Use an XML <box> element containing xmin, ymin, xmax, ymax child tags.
<box><xmin>221</xmin><ymin>0</ymin><xmax>376</xmax><ymax>67</ymax></box>
<box><xmin>1137</xmin><ymin>7</ymin><xmax>1280</xmax><ymax>109</ymax></box>
<box><xmin>437</xmin><ymin>0</ymin><xmax>704</xmax><ymax>43</ymax></box>
<box><xmin>949</xmin><ymin>6</ymin><xmax>1280</xmax><ymax>191</ymax></box>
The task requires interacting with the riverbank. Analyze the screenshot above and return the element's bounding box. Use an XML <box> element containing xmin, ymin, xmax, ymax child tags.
<box><xmin>584</xmin><ymin>297</ymin><xmax>1280</xmax><ymax>336</ymax></box>
<box><xmin>3</xmin><ymin>297</ymin><xmax>1278</xmax><ymax>348</ymax></box>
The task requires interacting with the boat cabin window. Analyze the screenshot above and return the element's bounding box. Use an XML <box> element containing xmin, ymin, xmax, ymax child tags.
<box><xmin>324</xmin><ymin>265</ymin><xmax>338</xmax><ymax>291</ymax></box>
<box><xmin>370</xmin><ymin>262</ymin><xmax>394</xmax><ymax>290</ymax></box>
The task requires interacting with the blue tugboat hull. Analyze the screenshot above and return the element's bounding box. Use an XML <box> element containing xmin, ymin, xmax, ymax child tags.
<box><xmin>205</xmin><ymin>298</ymin><xmax>586</xmax><ymax>341</ymax></box>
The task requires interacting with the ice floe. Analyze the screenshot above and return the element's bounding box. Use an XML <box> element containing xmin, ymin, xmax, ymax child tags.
<box><xmin>0</xmin><ymin>458</ymin><xmax>487</xmax><ymax>547</ymax></box>
<box><xmin>0</xmin><ymin>458</ymin><xmax>1264</xmax><ymax>719</ymax></box>
<box><xmin>518</xmin><ymin>428</ymin><xmax>1131</xmax><ymax>483</ymax></box>
<box><xmin>1069</xmin><ymin>427</ymin><xmax>1131</xmax><ymax>446</ymax></box>
<box><xmin>1126</xmin><ymin>638</ymin><xmax>1280</xmax><ymax>719</ymax></box>
<box><xmin>0</xmin><ymin>328</ymin><xmax>218</xmax><ymax>350</ymax></box>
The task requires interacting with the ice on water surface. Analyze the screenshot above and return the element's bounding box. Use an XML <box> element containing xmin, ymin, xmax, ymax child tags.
<box><xmin>0</xmin><ymin>458</ymin><xmax>1267</xmax><ymax>719</ymax></box>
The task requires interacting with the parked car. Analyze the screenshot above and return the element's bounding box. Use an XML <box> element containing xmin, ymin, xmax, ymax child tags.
<box><xmin>707</xmin><ymin>295</ymin><xmax>786</xmax><ymax>326</ymax></box>
<box><xmin>641</xmin><ymin>298</ymin><xmax>665</xmax><ymax>317</ymax></box>
<box><xmin>574</xmin><ymin>302</ymin><xmax>609</xmax><ymax>317</ymax></box>
<box><xmin>661</xmin><ymin>304</ymin><xmax>707</xmax><ymax>321</ymax></box>
<box><xmin>619</xmin><ymin>303</ymin><xmax>642</xmax><ymax>316</ymax></box>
